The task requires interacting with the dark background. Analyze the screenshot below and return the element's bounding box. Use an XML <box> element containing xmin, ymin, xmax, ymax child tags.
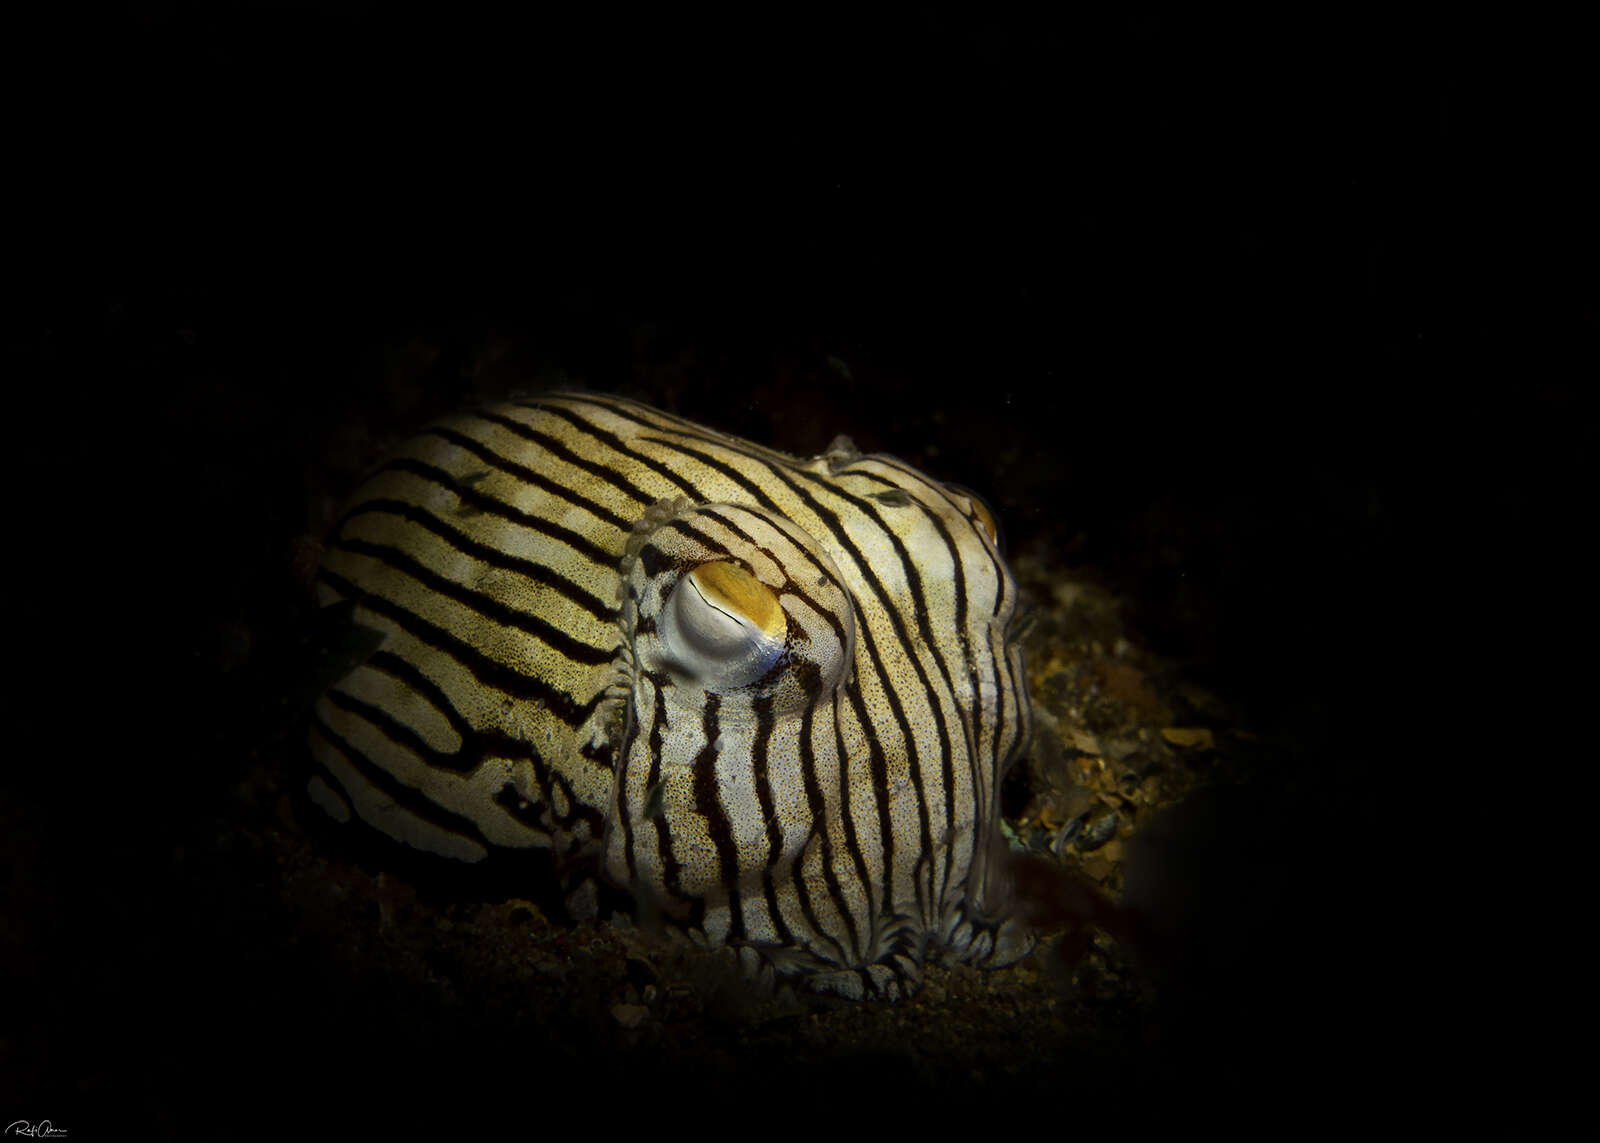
<box><xmin>9</xmin><ymin>5</ymin><xmax>1589</xmax><ymax>1133</ymax></box>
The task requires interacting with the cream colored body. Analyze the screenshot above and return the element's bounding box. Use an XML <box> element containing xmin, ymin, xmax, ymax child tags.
<box><xmin>310</xmin><ymin>392</ymin><xmax>1031</xmax><ymax>996</ymax></box>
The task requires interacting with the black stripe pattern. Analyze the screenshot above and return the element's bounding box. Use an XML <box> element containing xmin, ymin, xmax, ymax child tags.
<box><xmin>308</xmin><ymin>393</ymin><xmax>1033</xmax><ymax>998</ymax></box>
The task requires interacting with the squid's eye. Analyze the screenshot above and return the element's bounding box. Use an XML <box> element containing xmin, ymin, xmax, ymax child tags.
<box><xmin>948</xmin><ymin>483</ymin><xmax>1002</xmax><ymax>550</ymax></box>
<box><xmin>659</xmin><ymin>561</ymin><xmax>787</xmax><ymax>688</ymax></box>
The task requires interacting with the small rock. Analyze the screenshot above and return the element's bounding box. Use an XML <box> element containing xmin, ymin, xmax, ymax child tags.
<box><xmin>1160</xmin><ymin>727</ymin><xmax>1215</xmax><ymax>750</ymax></box>
<box><xmin>611</xmin><ymin>1003</ymin><xmax>650</xmax><ymax>1029</ymax></box>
